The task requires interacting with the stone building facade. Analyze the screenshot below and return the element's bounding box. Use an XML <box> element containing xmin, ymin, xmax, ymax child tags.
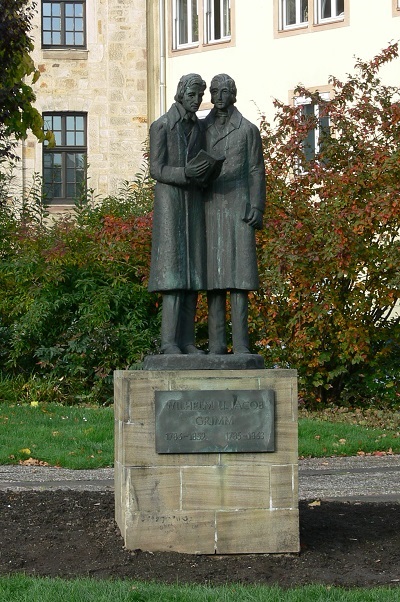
<box><xmin>20</xmin><ymin>0</ymin><xmax>160</xmax><ymax>211</ymax></box>
<box><xmin>19</xmin><ymin>1</ymin><xmax>400</xmax><ymax>211</ymax></box>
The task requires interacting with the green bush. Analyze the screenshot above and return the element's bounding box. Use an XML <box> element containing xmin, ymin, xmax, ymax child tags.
<box><xmin>2</xmin><ymin>46</ymin><xmax>400</xmax><ymax>409</ymax></box>
<box><xmin>0</xmin><ymin>174</ymin><xmax>160</xmax><ymax>404</ymax></box>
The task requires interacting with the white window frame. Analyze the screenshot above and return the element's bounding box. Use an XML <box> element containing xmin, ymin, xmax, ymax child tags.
<box><xmin>205</xmin><ymin>0</ymin><xmax>231</xmax><ymax>44</ymax></box>
<box><xmin>315</xmin><ymin>0</ymin><xmax>344</xmax><ymax>25</ymax></box>
<box><xmin>280</xmin><ymin>0</ymin><xmax>308</xmax><ymax>31</ymax></box>
<box><xmin>172</xmin><ymin>0</ymin><xmax>199</xmax><ymax>49</ymax></box>
<box><xmin>295</xmin><ymin>92</ymin><xmax>330</xmax><ymax>166</ymax></box>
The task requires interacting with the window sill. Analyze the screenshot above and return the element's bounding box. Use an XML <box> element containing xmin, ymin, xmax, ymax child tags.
<box><xmin>41</xmin><ymin>48</ymin><xmax>88</xmax><ymax>60</ymax></box>
<box><xmin>170</xmin><ymin>38</ymin><xmax>234</xmax><ymax>56</ymax></box>
<box><xmin>280</xmin><ymin>24</ymin><xmax>308</xmax><ymax>33</ymax></box>
<box><xmin>314</xmin><ymin>16</ymin><xmax>345</xmax><ymax>26</ymax></box>
<box><xmin>276</xmin><ymin>16</ymin><xmax>347</xmax><ymax>37</ymax></box>
<box><xmin>204</xmin><ymin>36</ymin><xmax>232</xmax><ymax>46</ymax></box>
<box><xmin>46</xmin><ymin>204</ymin><xmax>76</xmax><ymax>213</ymax></box>
<box><xmin>172</xmin><ymin>42</ymin><xmax>199</xmax><ymax>52</ymax></box>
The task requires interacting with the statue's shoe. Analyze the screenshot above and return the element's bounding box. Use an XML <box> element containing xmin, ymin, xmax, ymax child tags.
<box><xmin>208</xmin><ymin>346</ymin><xmax>228</xmax><ymax>355</ymax></box>
<box><xmin>233</xmin><ymin>346</ymin><xmax>251</xmax><ymax>354</ymax></box>
<box><xmin>182</xmin><ymin>345</ymin><xmax>205</xmax><ymax>355</ymax></box>
<box><xmin>162</xmin><ymin>345</ymin><xmax>182</xmax><ymax>354</ymax></box>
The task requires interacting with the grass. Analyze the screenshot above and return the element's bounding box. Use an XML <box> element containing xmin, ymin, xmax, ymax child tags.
<box><xmin>298</xmin><ymin>418</ymin><xmax>399</xmax><ymax>457</ymax></box>
<box><xmin>0</xmin><ymin>404</ymin><xmax>113</xmax><ymax>468</ymax></box>
<box><xmin>298</xmin><ymin>405</ymin><xmax>400</xmax><ymax>457</ymax></box>
<box><xmin>0</xmin><ymin>576</ymin><xmax>398</xmax><ymax>601</ymax></box>
<box><xmin>0</xmin><ymin>402</ymin><xmax>398</xmax><ymax>469</ymax></box>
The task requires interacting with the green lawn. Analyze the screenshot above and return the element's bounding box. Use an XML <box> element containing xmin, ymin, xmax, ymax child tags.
<box><xmin>0</xmin><ymin>404</ymin><xmax>114</xmax><ymax>468</ymax></box>
<box><xmin>0</xmin><ymin>402</ymin><xmax>398</xmax><ymax>469</ymax></box>
<box><xmin>298</xmin><ymin>417</ymin><xmax>399</xmax><ymax>457</ymax></box>
<box><xmin>0</xmin><ymin>576</ymin><xmax>398</xmax><ymax>602</ymax></box>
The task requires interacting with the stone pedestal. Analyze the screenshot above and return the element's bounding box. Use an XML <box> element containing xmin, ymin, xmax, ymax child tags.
<box><xmin>114</xmin><ymin>368</ymin><xmax>299</xmax><ymax>554</ymax></box>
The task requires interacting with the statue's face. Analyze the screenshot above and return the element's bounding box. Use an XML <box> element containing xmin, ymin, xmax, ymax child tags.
<box><xmin>210</xmin><ymin>82</ymin><xmax>234</xmax><ymax>110</ymax></box>
<box><xmin>181</xmin><ymin>84</ymin><xmax>204</xmax><ymax>113</ymax></box>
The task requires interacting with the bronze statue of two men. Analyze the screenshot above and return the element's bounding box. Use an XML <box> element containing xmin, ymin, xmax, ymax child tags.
<box><xmin>148</xmin><ymin>73</ymin><xmax>266</xmax><ymax>356</ymax></box>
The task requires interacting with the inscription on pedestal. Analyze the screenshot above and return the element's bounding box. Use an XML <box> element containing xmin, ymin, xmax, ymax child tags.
<box><xmin>155</xmin><ymin>390</ymin><xmax>275</xmax><ymax>453</ymax></box>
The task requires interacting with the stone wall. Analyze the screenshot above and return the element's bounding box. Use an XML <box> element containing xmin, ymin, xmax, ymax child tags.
<box><xmin>114</xmin><ymin>369</ymin><xmax>299</xmax><ymax>554</ymax></box>
<box><xmin>20</xmin><ymin>0</ymin><xmax>151</xmax><ymax>209</ymax></box>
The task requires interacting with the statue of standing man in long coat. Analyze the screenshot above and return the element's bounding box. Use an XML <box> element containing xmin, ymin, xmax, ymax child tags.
<box><xmin>148</xmin><ymin>74</ymin><xmax>210</xmax><ymax>355</ymax></box>
<box><xmin>204</xmin><ymin>74</ymin><xmax>266</xmax><ymax>354</ymax></box>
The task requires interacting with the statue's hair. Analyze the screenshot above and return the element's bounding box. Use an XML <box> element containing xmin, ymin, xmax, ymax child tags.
<box><xmin>210</xmin><ymin>74</ymin><xmax>237</xmax><ymax>104</ymax></box>
<box><xmin>174</xmin><ymin>73</ymin><xmax>207</xmax><ymax>103</ymax></box>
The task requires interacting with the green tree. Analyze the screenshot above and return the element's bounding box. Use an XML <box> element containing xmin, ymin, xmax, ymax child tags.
<box><xmin>253</xmin><ymin>43</ymin><xmax>400</xmax><ymax>406</ymax></box>
<box><xmin>0</xmin><ymin>0</ymin><xmax>49</xmax><ymax>161</ymax></box>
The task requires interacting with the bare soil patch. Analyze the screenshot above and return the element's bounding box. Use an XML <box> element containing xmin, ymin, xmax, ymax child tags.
<box><xmin>0</xmin><ymin>490</ymin><xmax>399</xmax><ymax>588</ymax></box>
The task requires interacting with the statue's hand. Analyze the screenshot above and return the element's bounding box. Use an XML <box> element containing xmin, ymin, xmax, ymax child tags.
<box><xmin>185</xmin><ymin>159</ymin><xmax>210</xmax><ymax>179</ymax></box>
<box><xmin>246</xmin><ymin>207</ymin><xmax>263</xmax><ymax>229</ymax></box>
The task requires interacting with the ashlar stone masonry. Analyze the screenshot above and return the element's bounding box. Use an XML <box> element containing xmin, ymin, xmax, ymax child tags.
<box><xmin>114</xmin><ymin>369</ymin><xmax>299</xmax><ymax>554</ymax></box>
<box><xmin>21</xmin><ymin>0</ymin><xmax>150</xmax><ymax>209</ymax></box>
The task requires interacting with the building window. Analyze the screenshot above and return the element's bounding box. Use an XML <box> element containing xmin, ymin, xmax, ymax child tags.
<box><xmin>205</xmin><ymin>0</ymin><xmax>231</xmax><ymax>43</ymax></box>
<box><xmin>316</xmin><ymin>0</ymin><xmax>344</xmax><ymax>24</ymax></box>
<box><xmin>172</xmin><ymin>0</ymin><xmax>232</xmax><ymax>50</ymax></box>
<box><xmin>281</xmin><ymin>0</ymin><xmax>308</xmax><ymax>30</ymax></box>
<box><xmin>42</xmin><ymin>1</ymin><xmax>85</xmax><ymax>48</ymax></box>
<box><xmin>295</xmin><ymin>93</ymin><xmax>330</xmax><ymax>164</ymax></box>
<box><xmin>43</xmin><ymin>113</ymin><xmax>87</xmax><ymax>204</ymax></box>
<box><xmin>277</xmin><ymin>0</ymin><xmax>347</xmax><ymax>34</ymax></box>
<box><xmin>173</xmin><ymin>0</ymin><xmax>199</xmax><ymax>49</ymax></box>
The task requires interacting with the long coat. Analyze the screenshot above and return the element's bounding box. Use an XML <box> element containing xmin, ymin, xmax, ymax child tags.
<box><xmin>148</xmin><ymin>103</ymin><xmax>206</xmax><ymax>292</ymax></box>
<box><xmin>204</xmin><ymin>106</ymin><xmax>266</xmax><ymax>290</ymax></box>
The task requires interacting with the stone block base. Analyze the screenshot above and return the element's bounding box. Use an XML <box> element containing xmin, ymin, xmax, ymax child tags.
<box><xmin>114</xmin><ymin>369</ymin><xmax>299</xmax><ymax>554</ymax></box>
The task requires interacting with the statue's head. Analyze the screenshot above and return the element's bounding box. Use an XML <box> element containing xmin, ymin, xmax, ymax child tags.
<box><xmin>210</xmin><ymin>74</ymin><xmax>237</xmax><ymax>109</ymax></box>
<box><xmin>174</xmin><ymin>73</ymin><xmax>207</xmax><ymax>113</ymax></box>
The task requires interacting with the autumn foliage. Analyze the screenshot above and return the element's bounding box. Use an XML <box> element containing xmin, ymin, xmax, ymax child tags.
<box><xmin>1</xmin><ymin>47</ymin><xmax>399</xmax><ymax>406</ymax></box>
<box><xmin>252</xmin><ymin>44</ymin><xmax>400</xmax><ymax>406</ymax></box>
